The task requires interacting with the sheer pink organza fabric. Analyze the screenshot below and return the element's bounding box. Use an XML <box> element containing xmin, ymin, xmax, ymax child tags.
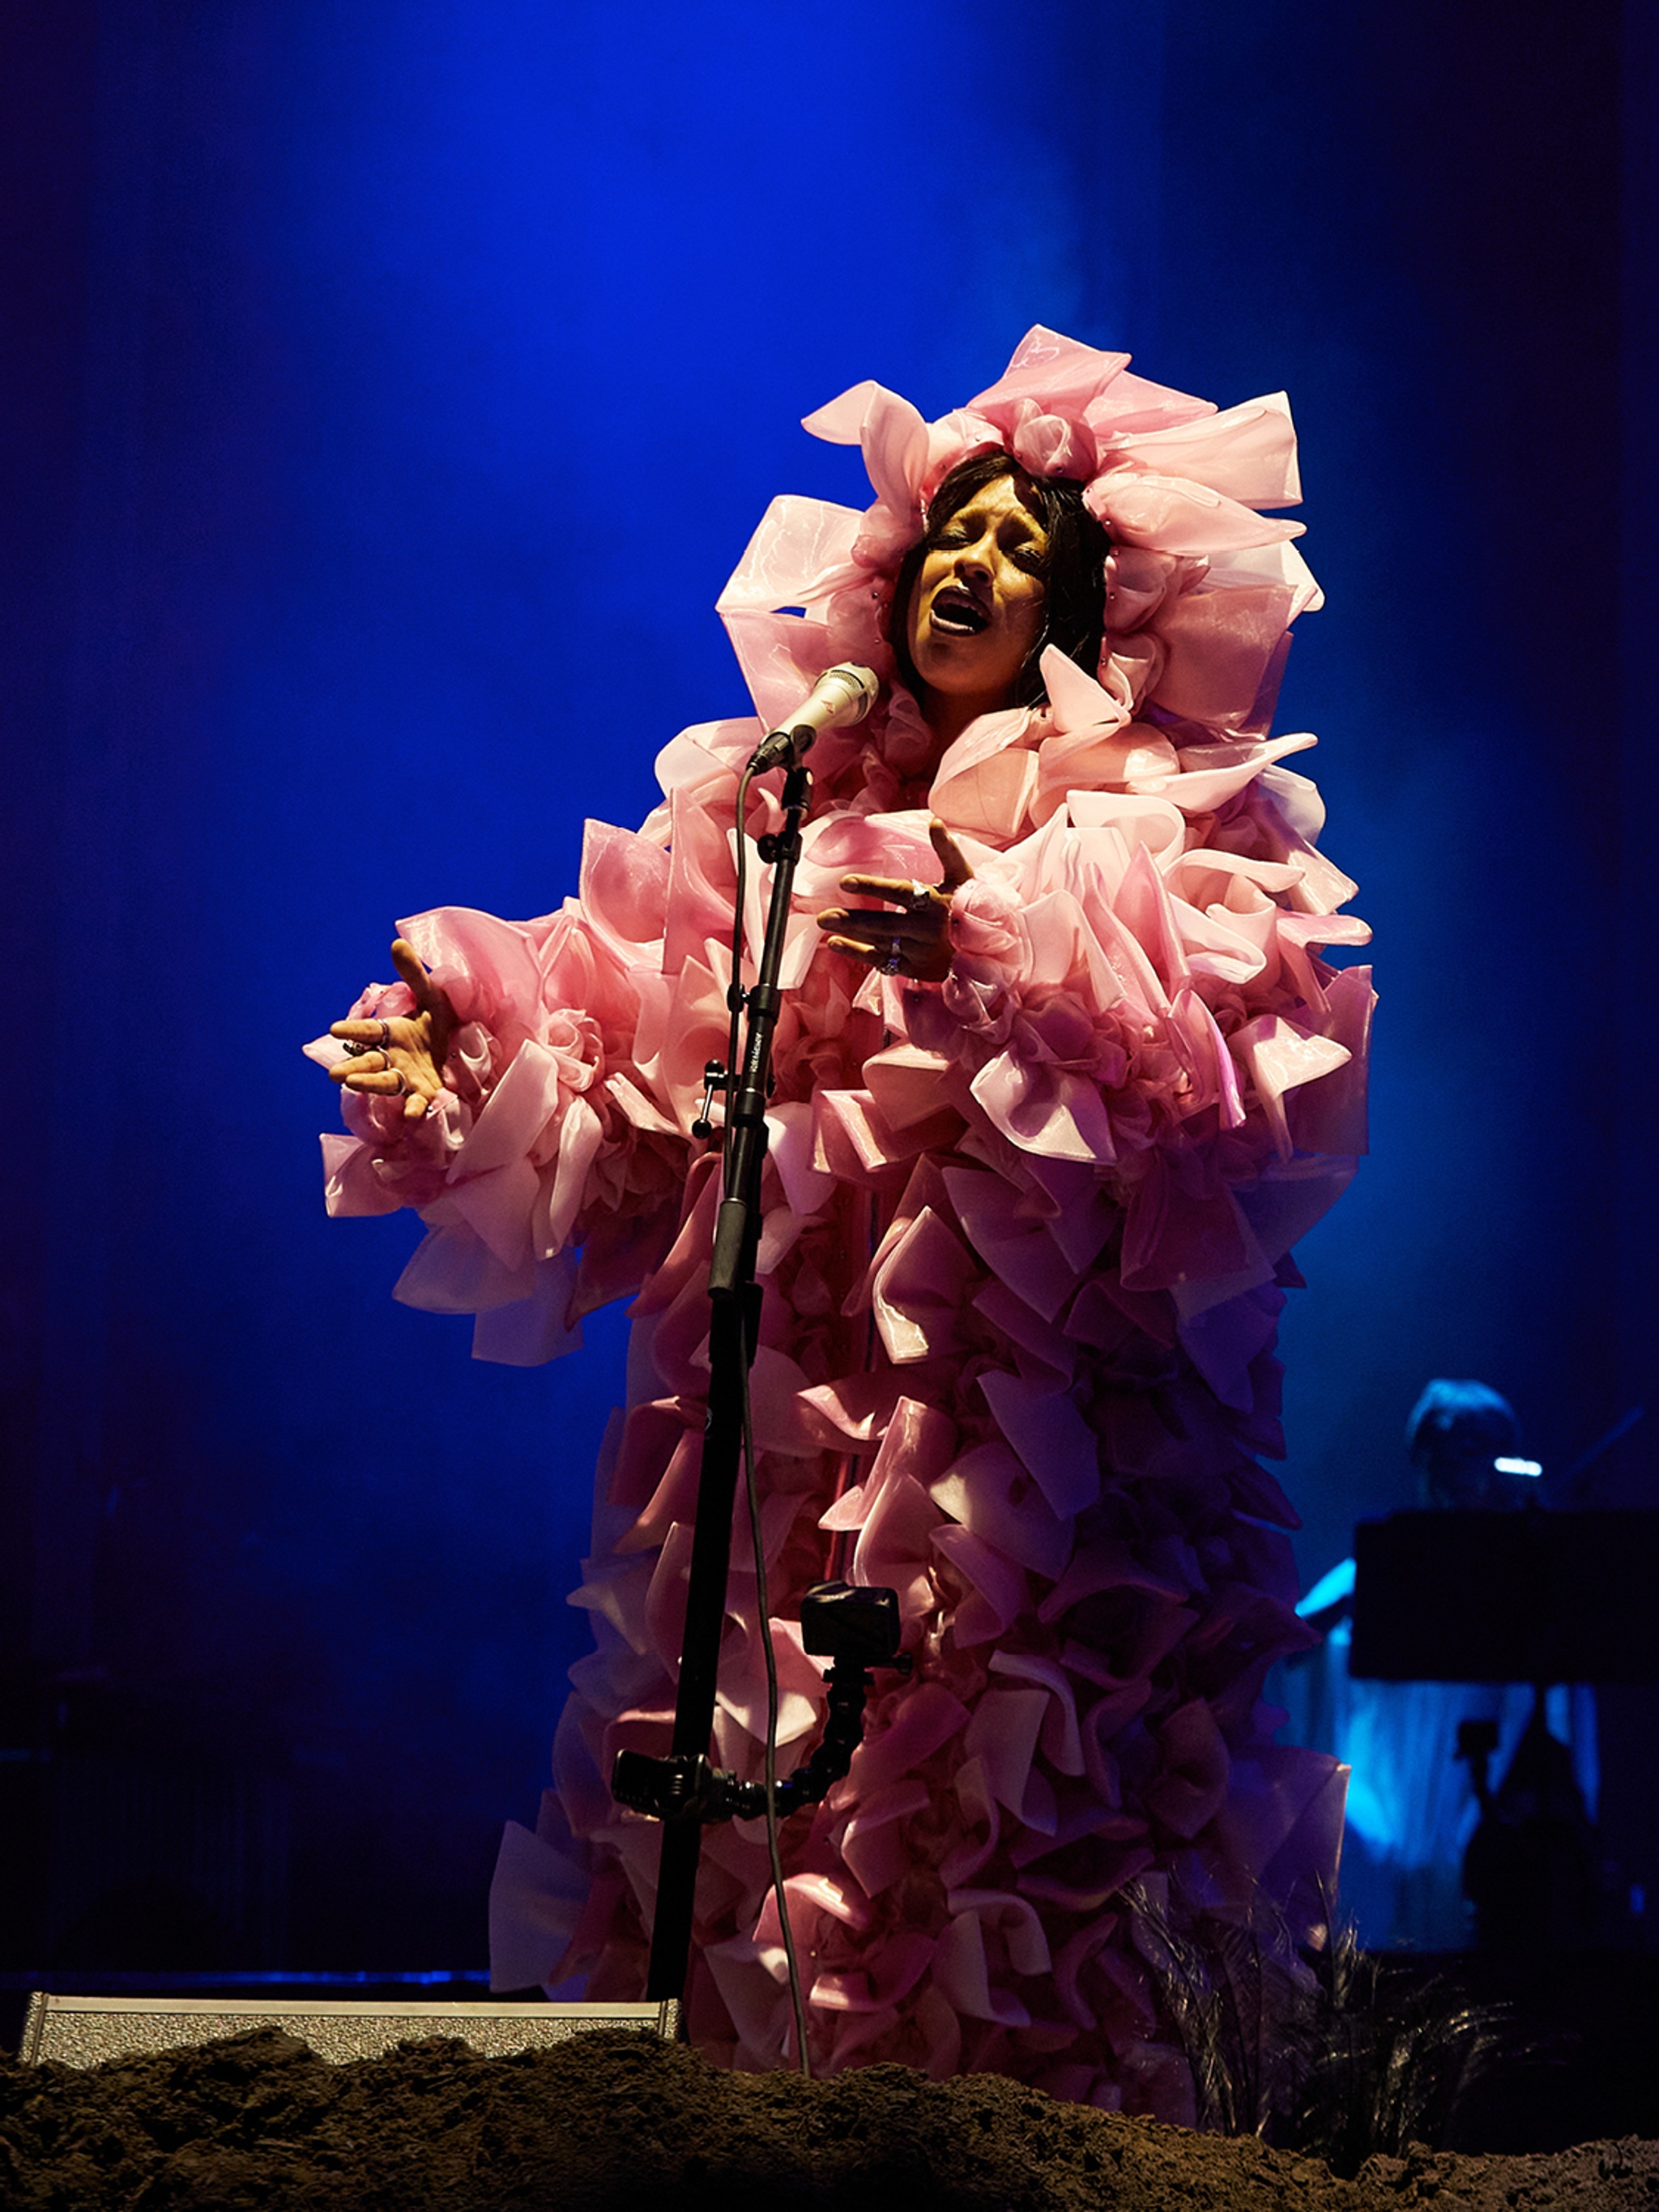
<box><xmin>308</xmin><ymin>330</ymin><xmax>1367</xmax><ymax>2116</ymax></box>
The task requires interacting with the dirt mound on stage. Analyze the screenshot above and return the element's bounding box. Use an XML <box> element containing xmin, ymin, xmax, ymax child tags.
<box><xmin>4</xmin><ymin>2025</ymin><xmax>1658</xmax><ymax>2210</ymax></box>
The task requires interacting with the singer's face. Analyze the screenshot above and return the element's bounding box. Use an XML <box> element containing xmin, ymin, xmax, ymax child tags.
<box><xmin>906</xmin><ymin>474</ymin><xmax>1049</xmax><ymax>720</ymax></box>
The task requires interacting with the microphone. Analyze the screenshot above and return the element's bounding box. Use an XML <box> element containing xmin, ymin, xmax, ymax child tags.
<box><xmin>748</xmin><ymin>664</ymin><xmax>878</xmax><ymax>772</ymax></box>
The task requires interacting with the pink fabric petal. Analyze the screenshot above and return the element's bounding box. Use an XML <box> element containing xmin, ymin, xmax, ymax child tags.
<box><xmin>970</xmin><ymin>1278</ymin><xmax>1074</xmax><ymax>1390</ymax></box>
<box><xmin>1138</xmin><ymin>731</ymin><xmax>1317</xmax><ymax>815</ymax></box>
<box><xmin>1038</xmin><ymin>1539</ymin><xmax>1188</xmax><ymax>1625</ymax></box>
<box><xmin>927</xmin><ymin>1440</ymin><xmax>1074</xmax><ymax>1583</ymax></box>
<box><xmin>543</xmin><ymin>1092</ymin><xmax>605</xmax><ymax>1255</ymax></box>
<box><xmin>812</xmin><ymin>1932</ymin><xmax>937</xmax><ymax>2014</ymax></box>
<box><xmin>1079</xmin><ymin>1680</ymin><xmax>1156</xmax><ymax>1804</ymax></box>
<box><xmin>612</xmin><ymin>1401</ymin><xmax>698</xmax><ymax>1533</ymax></box>
<box><xmin>931</xmin><ymin>1524</ymin><xmax>1029</xmax><ymax>1645</ymax></box>
<box><xmin>716</xmin><ymin>1608</ymin><xmax>822</xmax><ymax>1748</ymax></box>
<box><xmin>720</xmin><ymin>609</ymin><xmax>837</xmax><ymax>738</ymax></box>
<box><xmin>468</xmin><ymin>1251</ymin><xmax>584</xmax><ymax>1366</ymax></box>
<box><xmin>946</xmin><ymin>1890</ymin><xmax>1052</xmax><ymax>1980</ymax></box>
<box><xmin>978</xmin><ymin>1367</ymin><xmax>1101</xmax><ymax>1519</ymax></box>
<box><xmin>853</xmin><ymin>1475</ymin><xmax>941</xmax><ymax>1631</ymax></box>
<box><xmin>964</xmin><ymin>1687</ymin><xmax>1056</xmax><ymax>1833</ymax></box>
<box><xmin>1038</xmin><ymin>643</ymin><xmax>1127</xmax><ymax>736</ymax></box>
<box><xmin>932</xmin><ymin>1908</ymin><xmax>1030</xmax><ymax>2030</ymax></box>
<box><xmin>1085</xmin><ymin>369</ymin><xmax>1218</xmax><ymax>439</ymax></box>
<box><xmin>800</xmin><ymin>381</ymin><xmax>929</xmax><ymax>512</ymax></box>
<box><xmin>860</xmin><ymin>1042</ymin><xmax>957</xmax><ymax>1132</ymax></box>
<box><xmin>966</xmin><ymin>325</ymin><xmax>1132</xmax><ymax>421</ymax></box>
<box><xmin>797</xmin><ymin>1366</ymin><xmax>915</xmax><ymax>1453</ymax></box>
<box><xmin>1088</xmin><ymin>468</ymin><xmax>1305</xmax><ymax>556</ymax></box>
<box><xmin>746</xmin><ymin>1343</ymin><xmax>819</xmax><ymax>1456</ymax></box>
<box><xmin>1284</xmin><ymin>965</ymin><xmax>1375</xmax><ymax>1155</ymax></box>
<box><xmin>941</xmin><ymin>1167</ymin><xmax>1079</xmax><ymax>1320</ymax></box>
<box><xmin>836</xmin><ymin>1779</ymin><xmax>931</xmax><ymax>1898</ymax></box>
<box><xmin>391</xmin><ymin>1217</ymin><xmax>535</xmax><ymax>1316</ymax></box>
<box><xmin>1054</xmin><ymin>1913</ymin><xmax>1122</xmax><ymax>2031</ymax></box>
<box><xmin>1061</xmin><ymin>791</ymin><xmax>1186</xmax><ymax>865</ymax></box>
<box><xmin>859</xmin><ymin>1394</ymin><xmax>957</xmax><ymax>1497</ymax></box>
<box><xmin>870</xmin><ymin>1205</ymin><xmax>982</xmax><ymax>1365</ymax></box>
<box><xmin>318</xmin><ymin>1132</ymin><xmax>400</xmax><ymax>1217</ymax></box>
<box><xmin>938</xmin><ymin>1755</ymin><xmax>1002</xmax><ymax>1888</ymax></box>
<box><xmin>715</xmin><ymin>494</ymin><xmax>864</xmax><ymax>615</ymax></box>
<box><xmin>1230</xmin><ymin>1014</ymin><xmax>1352</xmax><ymax>1161</ymax></box>
<box><xmin>1144</xmin><ymin>1698</ymin><xmax>1233</xmax><ymax>1838</ymax></box>
<box><xmin>487</xmin><ymin>1816</ymin><xmax>587</xmax><ymax>1993</ymax></box>
<box><xmin>1021</xmin><ymin>1157</ymin><xmax>1121</xmax><ymax>1275</ymax></box>
<box><xmin>701</xmin><ymin>1936</ymin><xmax>794</xmax><ymax>2069</ymax></box>
<box><xmin>1177</xmin><ymin>1282</ymin><xmax>1284</xmax><ymax>1413</ymax></box>
<box><xmin>764</xmin><ymin>1100</ymin><xmax>838</xmax><ymax>1216</ymax></box>
<box><xmin>833</xmin><ymin>1399</ymin><xmax>956</xmax><ymax>1631</ymax></box>
<box><xmin>1211</xmin><ymin>1744</ymin><xmax>1349</xmax><ymax>1912</ymax></box>
<box><xmin>930</xmin><ymin>731</ymin><xmax>1041</xmax><ymax>843</ymax></box>
<box><xmin>1120</xmin><ymin>1155</ymin><xmax>1269</xmax><ymax>1296</ymax></box>
<box><xmin>847</xmin><ymin>1680</ymin><xmax>972</xmax><ymax>1797</ymax></box>
<box><xmin>578</xmin><ymin>820</ymin><xmax>671</xmax><ymax>959</ymax></box>
<box><xmin>970</xmin><ymin>1051</ymin><xmax>1121</xmax><ymax>1168</ymax></box>
<box><xmin>1034</xmin><ymin>727</ymin><xmax>1178</xmax><ymax>829</ymax></box>
<box><xmin>1111</xmin><ymin>392</ymin><xmax>1302</xmax><ymax>508</ymax></box>
<box><xmin>396</xmin><ymin>904</ymin><xmax>548</xmax><ymax>1050</ymax></box>
<box><xmin>990</xmin><ymin>1651</ymin><xmax>1085</xmax><ymax>1775</ymax></box>
<box><xmin>1206</xmin><ymin>535</ymin><xmax>1324</xmax><ymax>618</ymax></box>
<box><xmin>1150</xmin><ymin>582</ymin><xmax>1299</xmax><ymax>731</ymax></box>
<box><xmin>812</xmin><ymin>1087</ymin><xmax>941</xmax><ymax>1187</ymax></box>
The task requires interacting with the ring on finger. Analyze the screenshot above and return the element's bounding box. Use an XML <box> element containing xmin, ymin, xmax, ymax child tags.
<box><xmin>378</xmin><ymin>1019</ymin><xmax>394</xmax><ymax>1050</ymax></box>
<box><xmin>390</xmin><ymin>1068</ymin><xmax>407</xmax><ymax>1095</ymax></box>
<box><xmin>342</xmin><ymin>1039</ymin><xmax>372</xmax><ymax>1059</ymax></box>
<box><xmin>884</xmin><ymin>938</ymin><xmax>903</xmax><ymax>975</ymax></box>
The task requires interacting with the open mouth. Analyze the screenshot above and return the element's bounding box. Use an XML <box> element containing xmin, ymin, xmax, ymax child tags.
<box><xmin>930</xmin><ymin>585</ymin><xmax>988</xmax><ymax>637</ymax></box>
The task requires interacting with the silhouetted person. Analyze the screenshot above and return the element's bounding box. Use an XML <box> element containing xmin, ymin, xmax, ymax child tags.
<box><xmin>1283</xmin><ymin>1380</ymin><xmax>1597</xmax><ymax>1950</ymax></box>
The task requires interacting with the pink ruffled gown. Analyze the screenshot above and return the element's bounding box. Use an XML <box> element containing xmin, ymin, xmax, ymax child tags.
<box><xmin>310</xmin><ymin>330</ymin><xmax>1371</xmax><ymax>2116</ymax></box>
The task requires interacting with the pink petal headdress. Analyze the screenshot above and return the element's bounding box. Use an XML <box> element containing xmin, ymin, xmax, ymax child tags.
<box><xmin>716</xmin><ymin>326</ymin><xmax>1324</xmax><ymax>746</ymax></box>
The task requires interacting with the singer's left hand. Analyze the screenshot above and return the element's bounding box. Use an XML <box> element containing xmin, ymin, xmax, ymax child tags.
<box><xmin>816</xmin><ymin>819</ymin><xmax>972</xmax><ymax>982</ymax></box>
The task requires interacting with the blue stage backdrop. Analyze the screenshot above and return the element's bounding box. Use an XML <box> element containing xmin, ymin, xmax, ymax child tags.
<box><xmin>5</xmin><ymin>0</ymin><xmax>1649</xmax><ymax>1965</ymax></box>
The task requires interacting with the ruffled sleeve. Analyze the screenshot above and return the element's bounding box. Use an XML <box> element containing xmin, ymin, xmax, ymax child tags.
<box><xmin>306</xmin><ymin>820</ymin><xmax>693</xmax><ymax>1364</ymax></box>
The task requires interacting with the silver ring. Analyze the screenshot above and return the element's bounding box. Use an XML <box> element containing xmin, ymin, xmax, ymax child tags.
<box><xmin>908</xmin><ymin>879</ymin><xmax>934</xmax><ymax>911</ymax></box>
<box><xmin>884</xmin><ymin>939</ymin><xmax>903</xmax><ymax>975</ymax></box>
<box><xmin>378</xmin><ymin>1019</ymin><xmax>394</xmax><ymax>1050</ymax></box>
<box><xmin>390</xmin><ymin>1068</ymin><xmax>407</xmax><ymax>1095</ymax></box>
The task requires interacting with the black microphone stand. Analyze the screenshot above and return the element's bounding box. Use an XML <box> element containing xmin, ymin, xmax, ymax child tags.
<box><xmin>608</xmin><ymin>751</ymin><xmax>909</xmax><ymax>2010</ymax></box>
<box><xmin>645</xmin><ymin>752</ymin><xmax>808</xmax><ymax>2005</ymax></box>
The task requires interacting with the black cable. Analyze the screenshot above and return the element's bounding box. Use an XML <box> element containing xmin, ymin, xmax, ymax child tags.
<box><xmin>741</xmin><ymin>1366</ymin><xmax>811</xmax><ymax>2076</ymax></box>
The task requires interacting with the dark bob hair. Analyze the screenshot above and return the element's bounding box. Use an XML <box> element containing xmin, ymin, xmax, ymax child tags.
<box><xmin>887</xmin><ymin>450</ymin><xmax>1112</xmax><ymax>711</ymax></box>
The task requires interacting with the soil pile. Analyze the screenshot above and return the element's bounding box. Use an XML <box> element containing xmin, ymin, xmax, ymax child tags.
<box><xmin>3</xmin><ymin>2026</ymin><xmax>1658</xmax><ymax>2210</ymax></box>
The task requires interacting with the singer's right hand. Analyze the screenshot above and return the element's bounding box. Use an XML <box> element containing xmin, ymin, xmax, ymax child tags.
<box><xmin>816</xmin><ymin>819</ymin><xmax>973</xmax><ymax>983</ymax></box>
<box><xmin>326</xmin><ymin>939</ymin><xmax>456</xmax><ymax>1121</ymax></box>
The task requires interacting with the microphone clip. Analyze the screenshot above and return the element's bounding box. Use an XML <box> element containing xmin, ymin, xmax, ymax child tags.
<box><xmin>748</xmin><ymin>722</ymin><xmax>814</xmax><ymax>775</ymax></box>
